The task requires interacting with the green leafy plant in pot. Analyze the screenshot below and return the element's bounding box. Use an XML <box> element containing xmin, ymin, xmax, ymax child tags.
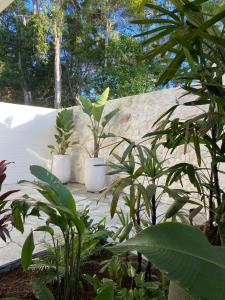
<box><xmin>77</xmin><ymin>87</ymin><xmax>119</xmax><ymax>192</ymax></box>
<box><xmin>48</xmin><ymin>108</ymin><xmax>78</xmax><ymax>183</ymax></box>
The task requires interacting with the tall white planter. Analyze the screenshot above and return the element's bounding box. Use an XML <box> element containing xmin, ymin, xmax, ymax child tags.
<box><xmin>51</xmin><ymin>154</ymin><xmax>71</xmax><ymax>184</ymax></box>
<box><xmin>85</xmin><ymin>157</ymin><xmax>106</xmax><ymax>192</ymax></box>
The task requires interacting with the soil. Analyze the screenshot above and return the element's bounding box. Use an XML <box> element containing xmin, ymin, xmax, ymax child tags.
<box><xmin>0</xmin><ymin>250</ymin><xmax>112</xmax><ymax>300</ymax></box>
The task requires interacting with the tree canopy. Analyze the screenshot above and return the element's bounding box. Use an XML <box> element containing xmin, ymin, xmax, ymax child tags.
<box><xmin>0</xmin><ymin>0</ymin><xmax>161</xmax><ymax>107</ymax></box>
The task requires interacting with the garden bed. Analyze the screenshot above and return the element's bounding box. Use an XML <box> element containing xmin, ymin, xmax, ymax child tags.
<box><xmin>0</xmin><ymin>250</ymin><xmax>112</xmax><ymax>300</ymax></box>
<box><xmin>0</xmin><ymin>249</ymin><xmax>163</xmax><ymax>300</ymax></box>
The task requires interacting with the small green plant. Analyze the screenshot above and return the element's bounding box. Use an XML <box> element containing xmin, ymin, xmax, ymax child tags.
<box><xmin>29</xmin><ymin>210</ymin><xmax>111</xmax><ymax>297</ymax></box>
<box><xmin>48</xmin><ymin>108</ymin><xmax>78</xmax><ymax>155</ymax></box>
<box><xmin>100</xmin><ymin>255</ymin><xmax>132</xmax><ymax>286</ymax></box>
<box><xmin>77</xmin><ymin>87</ymin><xmax>119</xmax><ymax>157</ymax></box>
<box><xmin>85</xmin><ymin>271</ymin><xmax>165</xmax><ymax>300</ymax></box>
<box><xmin>102</xmin><ymin>140</ymin><xmax>199</xmax><ymax>275</ymax></box>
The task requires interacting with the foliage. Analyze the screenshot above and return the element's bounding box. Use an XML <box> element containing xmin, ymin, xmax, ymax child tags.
<box><xmin>0</xmin><ymin>0</ymin><xmax>159</xmax><ymax>106</ymax></box>
<box><xmin>0</xmin><ymin>160</ymin><xmax>19</xmax><ymax>242</ymax></box>
<box><xmin>111</xmin><ymin>222</ymin><xmax>225</xmax><ymax>300</ymax></box>
<box><xmin>102</xmin><ymin>138</ymin><xmax>203</xmax><ymax>276</ymax></box>
<box><xmin>77</xmin><ymin>87</ymin><xmax>119</xmax><ymax>157</ymax></box>
<box><xmin>133</xmin><ymin>0</ymin><xmax>225</xmax><ymax>230</ymax></box>
<box><xmin>103</xmin><ymin>140</ymin><xmax>200</xmax><ymax>228</ymax></box>
<box><xmin>13</xmin><ymin>165</ymin><xmax>85</xmax><ymax>299</ymax></box>
<box><xmin>48</xmin><ymin>108</ymin><xmax>78</xmax><ymax>155</ymax></box>
<box><xmin>29</xmin><ymin>208</ymin><xmax>111</xmax><ymax>295</ymax></box>
<box><xmin>86</xmin><ymin>271</ymin><xmax>165</xmax><ymax>300</ymax></box>
<box><xmin>90</xmin><ymin>35</ymin><xmax>157</xmax><ymax>99</ymax></box>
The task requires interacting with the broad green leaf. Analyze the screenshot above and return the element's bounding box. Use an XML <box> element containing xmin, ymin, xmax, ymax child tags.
<box><xmin>76</xmin><ymin>96</ymin><xmax>92</xmax><ymax>116</ymax></box>
<box><xmin>12</xmin><ymin>204</ymin><xmax>24</xmax><ymax>233</ymax></box>
<box><xmin>30</xmin><ymin>165</ymin><xmax>76</xmax><ymax>212</ymax></box>
<box><xmin>95</xmin><ymin>280</ymin><xmax>114</xmax><ymax>300</ymax></box>
<box><xmin>111</xmin><ymin>222</ymin><xmax>225</xmax><ymax>300</ymax></box>
<box><xmin>93</xmin><ymin>87</ymin><xmax>109</xmax><ymax>122</ymax></box>
<box><xmin>32</xmin><ymin>279</ymin><xmax>54</xmax><ymax>300</ymax></box>
<box><xmin>35</xmin><ymin>226</ymin><xmax>54</xmax><ymax>236</ymax></box>
<box><xmin>21</xmin><ymin>231</ymin><xmax>35</xmax><ymax>270</ymax></box>
<box><xmin>96</xmin><ymin>87</ymin><xmax>109</xmax><ymax>106</ymax></box>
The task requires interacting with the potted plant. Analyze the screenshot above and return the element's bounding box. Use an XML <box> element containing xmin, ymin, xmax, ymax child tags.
<box><xmin>48</xmin><ymin>108</ymin><xmax>78</xmax><ymax>183</ymax></box>
<box><xmin>77</xmin><ymin>87</ymin><xmax>119</xmax><ymax>192</ymax></box>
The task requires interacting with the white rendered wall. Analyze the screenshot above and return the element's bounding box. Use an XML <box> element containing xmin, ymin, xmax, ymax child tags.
<box><xmin>0</xmin><ymin>103</ymin><xmax>57</xmax><ymax>184</ymax></box>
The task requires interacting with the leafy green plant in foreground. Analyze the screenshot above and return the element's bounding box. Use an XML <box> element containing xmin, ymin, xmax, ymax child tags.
<box><xmin>111</xmin><ymin>222</ymin><xmax>225</xmax><ymax>300</ymax></box>
<box><xmin>13</xmin><ymin>165</ymin><xmax>85</xmax><ymax>300</ymax></box>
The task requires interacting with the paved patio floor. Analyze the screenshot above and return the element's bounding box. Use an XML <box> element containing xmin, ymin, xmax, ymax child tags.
<box><xmin>0</xmin><ymin>183</ymin><xmax>206</xmax><ymax>269</ymax></box>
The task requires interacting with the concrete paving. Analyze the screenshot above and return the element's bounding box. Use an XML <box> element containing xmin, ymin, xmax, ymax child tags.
<box><xmin>0</xmin><ymin>183</ymin><xmax>206</xmax><ymax>269</ymax></box>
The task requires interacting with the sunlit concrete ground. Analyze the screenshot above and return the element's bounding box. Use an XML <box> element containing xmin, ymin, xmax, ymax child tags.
<box><xmin>0</xmin><ymin>183</ymin><xmax>207</xmax><ymax>269</ymax></box>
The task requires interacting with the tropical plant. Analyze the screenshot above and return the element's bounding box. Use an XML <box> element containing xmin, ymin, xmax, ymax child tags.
<box><xmin>111</xmin><ymin>222</ymin><xmax>225</xmax><ymax>300</ymax></box>
<box><xmin>48</xmin><ymin>108</ymin><xmax>78</xmax><ymax>155</ymax></box>
<box><xmin>102</xmin><ymin>139</ymin><xmax>202</xmax><ymax>272</ymax></box>
<box><xmin>29</xmin><ymin>208</ymin><xmax>111</xmax><ymax>296</ymax></box>
<box><xmin>13</xmin><ymin>165</ymin><xmax>85</xmax><ymax>300</ymax></box>
<box><xmin>77</xmin><ymin>87</ymin><xmax>119</xmax><ymax>157</ymax></box>
<box><xmin>0</xmin><ymin>160</ymin><xmax>19</xmax><ymax>242</ymax></box>
<box><xmin>132</xmin><ymin>0</ymin><xmax>225</xmax><ymax>232</ymax></box>
<box><xmin>85</xmin><ymin>271</ymin><xmax>165</xmax><ymax>300</ymax></box>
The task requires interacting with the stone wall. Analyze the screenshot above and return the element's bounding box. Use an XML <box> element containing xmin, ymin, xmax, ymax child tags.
<box><xmin>71</xmin><ymin>87</ymin><xmax>210</xmax><ymax>184</ymax></box>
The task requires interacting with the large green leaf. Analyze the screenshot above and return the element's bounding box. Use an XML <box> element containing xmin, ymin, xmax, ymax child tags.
<box><xmin>111</xmin><ymin>222</ymin><xmax>225</xmax><ymax>300</ymax></box>
<box><xmin>30</xmin><ymin>165</ymin><xmax>76</xmax><ymax>212</ymax></box>
<box><xmin>92</xmin><ymin>87</ymin><xmax>110</xmax><ymax>122</ymax></box>
<box><xmin>32</xmin><ymin>279</ymin><xmax>55</xmax><ymax>300</ymax></box>
<box><xmin>21</xmin><ymin>231</ymin><xmax>35</xmax><ymax>270</ymax></box>
<box><xmin>76</xmin><ymin>95</ymin><xmax>93</xmax><ymax>116</ymax></box>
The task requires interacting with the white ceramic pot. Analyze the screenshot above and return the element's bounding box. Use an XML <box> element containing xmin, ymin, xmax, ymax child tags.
<box><xmin>85</xmin><ymin>157</ymin><xmax>106</xmax><ymax>192</ymax></box>
<box><xmin>51</xmin><ymin>154</ymin><xmax>71</xmax><ymax>184</ymax></box>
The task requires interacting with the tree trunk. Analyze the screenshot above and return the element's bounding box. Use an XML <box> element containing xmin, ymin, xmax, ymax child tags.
<box><xmin>18</xmin><ymin>50</ymin><xmax>32</xmax><ymax>105</ymax></box>
<box><xmin>104</xmin><ymin>18</ymin><xmax>111</xmax><ymax>68</ymax></box>
<box><xmin>23</xmin><ymin>88</ymin><xmax>32</xmax><ymax>105</ymax></box>
<box><xmin>33</xmin><ymin>0</ymin><xmax>37</xmax><ymax>15</ymax></box>
<box><xmin>54</xmin><ymin>21</ymin><xmax>62</xmax><ymax>109</ymax></box>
